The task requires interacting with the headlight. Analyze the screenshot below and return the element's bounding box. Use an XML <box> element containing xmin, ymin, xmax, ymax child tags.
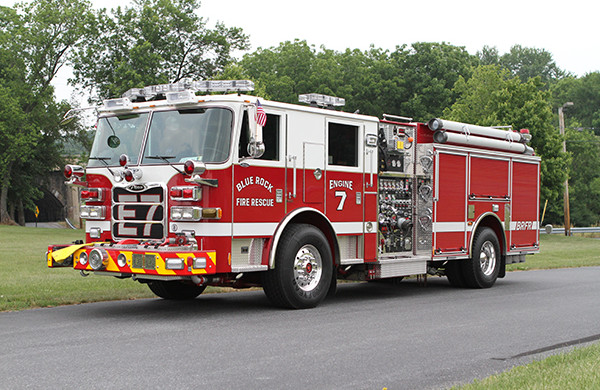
<box><xmin>171</xmin><ymin>206</ymin><xmax>202</xmax><ymax>221</ymax></box>
<box><xmin>165</xmin><ymin>258</ymin><xmax>185</xmax><ymax>270</ymax></box>
<box><xmin>79</xmin><ymin>252</ymin><xmax>88</xmax><ymax>266</ymax></box>
<box><xmin>80</xmin><ymin>205</ymin><xmax>106</xmax><ymax>220</ymax></box>
<box><xmin>117</xmin><ymin>253</ymin><xmax>127</xmax><ymax>268</ymax></box>
<box><xmin>89</xmin><ymin>248</ymin><xmax>109</xmax><ymax>271</ymax></box>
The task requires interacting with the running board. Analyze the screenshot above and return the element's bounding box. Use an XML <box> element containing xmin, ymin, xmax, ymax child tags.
<box><xmin>373</xmin><ymin>255</ymin><xmax>429</xmax><ymax>279</ymax></box>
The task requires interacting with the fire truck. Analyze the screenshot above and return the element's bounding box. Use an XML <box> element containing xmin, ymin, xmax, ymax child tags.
<box><xmin>47</xmin><ymin>80</ymin><xmax>540</xmax><ymax>309</ymax></box>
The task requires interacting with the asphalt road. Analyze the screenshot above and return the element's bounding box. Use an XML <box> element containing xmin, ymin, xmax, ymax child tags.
<box><xmin>2</xmin><ymin>267</ymin><xmax>600</xmax><ymax>389</ymax></box>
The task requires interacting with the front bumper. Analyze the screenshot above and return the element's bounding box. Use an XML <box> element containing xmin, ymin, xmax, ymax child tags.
<box><xmin>47</xmin><ymin>242</ymin><xmax>216</xmax><ymax>277</ymax></box>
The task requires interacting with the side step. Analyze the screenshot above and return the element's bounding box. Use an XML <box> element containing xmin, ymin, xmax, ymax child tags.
<box><xmin>373</xmin><ymin>255</ymin><xmax>430</xmax><ymax>279</ymax></box>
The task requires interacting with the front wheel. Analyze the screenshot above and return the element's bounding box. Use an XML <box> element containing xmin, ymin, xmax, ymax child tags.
<box><xmin>262</xmin><ymin>224</ymin><xmax>332</xmax><ymax>309</ymax></box>
<box><xmin>148</xmin><ymin>281</ymin><xmax>206</xmax><ymax>300</ymax></box>
<box><xmin>462</xmin><ymin>227</ymin><xmax>501</xmax><ymax>288</ymax></box>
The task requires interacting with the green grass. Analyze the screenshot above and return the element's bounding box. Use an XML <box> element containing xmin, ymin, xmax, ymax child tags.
<box><xmin>1</xmin><ymin>226</ymin><xmax>599</xmax><ymax>312</ymax></box>
<box><xmin>507</xmin><ymin>233</ymin><xmax>600</xmax><ymax>271</ymax></box>
<box><xmin>0</xmin><ymin>225</ymin><xmax>156</xmax><ymax>311</ymax></box>
<box><xmin>454</xmin><ymin>343</ymin><xmax>600</xmax><ymax>389</ymax></box>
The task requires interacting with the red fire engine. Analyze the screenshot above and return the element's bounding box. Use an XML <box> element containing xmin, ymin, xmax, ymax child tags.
<box><xmin>48</xmin><ymin>80</ymin><xmax>540</xmax><ymax>309</ymax></box>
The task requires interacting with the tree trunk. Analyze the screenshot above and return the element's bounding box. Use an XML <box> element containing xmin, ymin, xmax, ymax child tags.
<box><xmin>17</xmin><ymin>199</ymin><xmax>25</xmax><ymax>226</ymax></box>
<box><xmin>0</xmin><ymin>162</ymin><xmax>16</xmax><ymax>225</ymax></box>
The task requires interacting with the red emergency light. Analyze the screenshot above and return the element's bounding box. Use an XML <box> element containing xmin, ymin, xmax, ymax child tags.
<box><xmin>80</xmin><ymin>188</ymin><xmax>103</xmax><ymax>202</ymax></box>
<box><xmin>124</xmin><ymin>170</ymin><xmax>134</xmax><ymax>182</ymax></box>
<box><xmin>64</xmin><ymin>164</ymin><xmax>84</xmax><ymax>179</ymax></box>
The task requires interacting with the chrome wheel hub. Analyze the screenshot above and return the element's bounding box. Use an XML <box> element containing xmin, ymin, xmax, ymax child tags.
<box><xmin>293</xmin><ymin>244</ymin><xmax>323</xmax><ymax>292</ymax></box>
<box><xmin>479</xmin><ymin>241</ymin><xmax>497</xmax><ymax>276</ymax></box>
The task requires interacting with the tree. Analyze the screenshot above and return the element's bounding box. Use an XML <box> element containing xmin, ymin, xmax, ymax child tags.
<box><xmin>565</xmin><ymin>128</ymin><xmax>600</xmax><ymax>226</ymax></box>
<box><xmin>552</xmin><ymin>72</ymin><xmax>600</xmax><ymax>135</ymax></box>
<box><xmin>239</xmin><ymin>41</ymin><xmax>478</xmax><ymax>121</ymax></box>
<box><xmin>478</xmin><ymin>44</ymin><xmax>565</xmax><ymax>87</ymax></box>
<box><xmin>0</xmin><ymin>0</ymin><xmax>95</xmax><ymax>224</ymax></box>
<box><xmin>444</xmin><ymin>65</ymin><xmax>569</xmax><ymax>223</ymax></box>
<box><xmin>390</xmin><ymin>42</ymin><xmax>479</xmax><ymax>121</ymax></box>
<box><xmin>239</xmin><ymin>40</ymin><xmax>319</xmax><ymax>104</ymax></box>
<box><xmin>72</xmin><ymin>0</ymin><xmax>249</xmax><ymax>99</ymax></box>
<box><xmin>550</xmin><ymin>72</ymin><xmax>600</xmax><ymax>226</ymax></box>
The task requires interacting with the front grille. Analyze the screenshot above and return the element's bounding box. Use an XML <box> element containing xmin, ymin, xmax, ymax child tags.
<box><xmin>112</xmin><ymin>185</ymin><xmax>165</xmax><ymax>240</ymax></box>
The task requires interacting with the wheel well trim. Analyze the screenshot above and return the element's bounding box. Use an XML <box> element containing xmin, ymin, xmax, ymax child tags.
<box><xmin>469</xmin><ymin>212</ymin><xmax>506</xmax><ymax>256</ymax></box>
<box><xmin>268</xmin><ymin>207</ymin><xmax>337</xmax><ymax>269</ymax></box>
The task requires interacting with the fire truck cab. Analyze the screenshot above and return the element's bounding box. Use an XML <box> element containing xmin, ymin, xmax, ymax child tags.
<box><xmin>48</xmin><ymin>80</ymin><xmax>540</xmax><ymax>309</ymax></box>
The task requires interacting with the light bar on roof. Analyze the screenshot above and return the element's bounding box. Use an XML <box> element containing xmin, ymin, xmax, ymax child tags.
<box><xmin>166</xmin><ymin>90</ymin><xmax>198</xmax><ymax>105</ymax></box>
<box><xmin>299</xmin><ymin>93</ymin><xmax>345</xmax><ymax>108</ymax></box>
<box><xmin>122</xmin><ymin>80</ymin><xmax>255</xmax><ymax>101</ymax></box>
<box><xmin>190</xmin><ymin>80</ymin><xmax>255</xmax><ymax>92</ymax></box>
<box><xmin>100</xmin><ymin>97</ymin><xmax>133</xmax><ymax>112</ymax></box>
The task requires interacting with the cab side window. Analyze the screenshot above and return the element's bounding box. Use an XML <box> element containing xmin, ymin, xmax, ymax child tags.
<box><xmin>239</xmin><ymin>112</ymin><xmax>280</xmax><ymax>161</ymax></box>
<box><xmin>328</xmin><ymin>122</ymin><xmax>358</xmax><ymax>167</ymax></box>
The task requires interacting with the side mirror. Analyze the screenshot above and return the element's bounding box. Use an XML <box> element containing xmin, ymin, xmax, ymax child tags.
<box><xmin>247</xmin><ymin>138</ymin><xmax>265</xmax><ymax>159</ymax></box>
<box><xmin>244</xmin><ymin>102</ymin><xmax>265</xmax><ymax>159</ymax></box>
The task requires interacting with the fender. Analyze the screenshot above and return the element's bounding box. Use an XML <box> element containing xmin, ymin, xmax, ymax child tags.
<box><xmin>469</xmin><ymin>211</ymin><xmax>506</xmax><ymax>255</ymax></box>
<box><xmin>268</xmin><ymin>207</ymin><xmax>336</xmax><ymax>269</ymax></box>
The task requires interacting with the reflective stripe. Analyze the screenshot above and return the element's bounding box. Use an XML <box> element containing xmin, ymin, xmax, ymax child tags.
<box><xmin>233</xmin><ymin>223</ymin><xmax>278</xmax><ymax>237</ymax></box>
<box><xmin>510</xmin><ymin>221</ymin><xmax>539</xmax><ymax>231</ymax></box>
<box><xmin>332</xmin><ymin>221</ymin><xmax>367</xmax><ymax>234</ymax></box>
<box><xmin>433</xmin><ymin>222</ymin><xmax>472</xmax><ymax>233</ymax></box>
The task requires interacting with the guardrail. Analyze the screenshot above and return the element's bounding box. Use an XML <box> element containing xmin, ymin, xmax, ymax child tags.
<box><xmin>540</xmin><ymin>226</ymin><xmax>600</xmax><ymax>234</ymax></box>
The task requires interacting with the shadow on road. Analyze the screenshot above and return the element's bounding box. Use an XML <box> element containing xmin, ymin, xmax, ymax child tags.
<box><xmin>81</xmin><ymin>276</ymin><xmax>469</xmax><ymax>320</ymax></box>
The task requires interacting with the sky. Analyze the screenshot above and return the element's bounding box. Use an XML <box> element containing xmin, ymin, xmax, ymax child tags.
<box><xmin>1</xmin><ymin>0</ymin><xmax>598</xmax><ymax>101</ymax></box>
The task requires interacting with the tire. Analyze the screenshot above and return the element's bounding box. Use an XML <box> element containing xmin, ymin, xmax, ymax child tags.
<box><xmin>462</xmin><ymin>227</ymin><xmax>501</xmax><ymax>288</ymax></box>
<box><xmin>327</xmin><ymin>269</ymin><xmax>337</xmax><ymax>298</ymax></box>
<box><xmin>445</xmin><ymin>260</ymin><xmax>466</xmax><ymax>287</ymax></box>
<box><xmin>148</xmin><ymin>281</ymin><xmax>206</xmax><ymax>300</ymax></box>
<box><xmin>262</xmin><ymin>224</ymin><xmax>333</xmax><ymax>309</ymax></box>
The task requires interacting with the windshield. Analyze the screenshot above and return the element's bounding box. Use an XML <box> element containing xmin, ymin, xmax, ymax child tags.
<box><xmin>88</xmin><ymin>113</ymin><xmax>148</xmax><ymax>167</ymax></box>
<box><xmin>142</xmin><ymin>107</ymin><xmax>233</xmax><ymax>164</ymax></box>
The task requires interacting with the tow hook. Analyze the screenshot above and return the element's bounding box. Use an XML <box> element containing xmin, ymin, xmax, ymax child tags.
<box><xmin>80</xmin><ymin>270</ymin><xmax>90</xmax><ymax>277</ymax></box>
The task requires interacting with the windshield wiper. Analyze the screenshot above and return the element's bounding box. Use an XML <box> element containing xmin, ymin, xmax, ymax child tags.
<box><xmin>146</xmin><ymin>155</ymin><xmax>184</xmax><ymax>174</ymax></box>
<box><xmin>89</xmin><ymin>156</ymin><xmax>117</xmax><ymax>177</ymax></box>
<box><xmin>146</xmin><ymin>155</ymin><xmax>176</xmax><ymax>162</ymax></box>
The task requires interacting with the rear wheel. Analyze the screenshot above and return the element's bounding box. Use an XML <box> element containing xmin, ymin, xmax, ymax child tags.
<box><xmin>462</xmin><ymin>227</ymin><xmax>501</xmax><ymax>288</ymax></box>
<box><xmin>148</xmin><ymin>281</ymin><xmax>206</xmax><ymax>300</ymax></box>
<box><xmin>262</xmin><ymin>224</ymin><xmax>332</xmax><ymax>309</ymax></box>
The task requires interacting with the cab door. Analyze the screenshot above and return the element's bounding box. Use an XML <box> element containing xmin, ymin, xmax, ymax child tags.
<box><xmin>233</xmin><ymin>108</ymin><xmax>286</xmax><ymax>230</ymax></box>
<box><xmin>325</xmin><ymin>120</ymin><xmax>364</xmax><ymax>223</ymax></box>
<box><xmin>286</xmin><ymin>111</ymin><xmax>325</xmax><ymax>212</ymax></box>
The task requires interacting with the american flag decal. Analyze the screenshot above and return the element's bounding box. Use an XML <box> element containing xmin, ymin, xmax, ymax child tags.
<box><xmin>255</xmin><ymin>99</ymin><xmax>267</xmax><ymax>127</ymax></box>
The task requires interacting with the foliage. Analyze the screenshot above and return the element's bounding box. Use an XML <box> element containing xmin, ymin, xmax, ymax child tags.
<box><xmin>479</xmin><ymin>44</ymin><xmax>566</xmax><ymax>86</ymax></box>
<box><xmin>239</xmin><ymin>40</ymin><xmax>478</xmax><ymax>121</ymax></box>
<box><xmin>564</xmin><ymin>128</ymin><xmax>600</xmax><ymax>226</ymax></box>
<box><xmin>1</xmin><ymin>0</ymin><xmax>597</xmax><ymax>228</ymax></box>
<box><xmin>551</xmin><ymin>73</ymin><xmax>600</xmax><ymax>135</ymax></box>
<box><xmin>548</xmin><ymin>73</ymin><xmax>600</xmax><ymax>226</ymax></box>
<box><xmin>0</xmin><ymin>1</ymin><xmax>96</xmax><ymax>224</ymax></box>
<box><xmin>71</xmin><ymin>0</ymin><xmax>249</xmax><ymax>99</ymax></box>
<box><xmin>444</xmin><ymin>65</ymin><xmax>569</xmax><ymax>216</ymax></box>
<box><xmin>390</xmin><ymin>42</ymin><xmax>479</xmax><ymax>121</ymax></box>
